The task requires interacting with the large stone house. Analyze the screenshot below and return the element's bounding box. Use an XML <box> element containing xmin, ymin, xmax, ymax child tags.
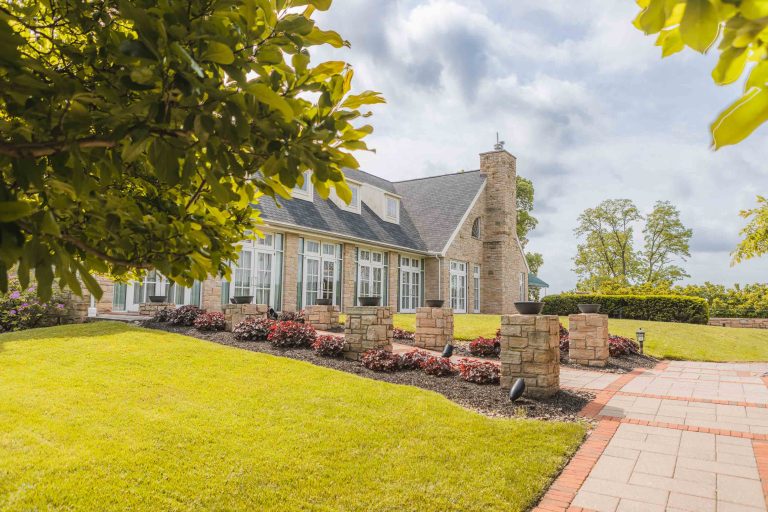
<box><xmin>91</xmin><ymin>148</ymin><xmax>529</xmax><ymax>315</ymax></box>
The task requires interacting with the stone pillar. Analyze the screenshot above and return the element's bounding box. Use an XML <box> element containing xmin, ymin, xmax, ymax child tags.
<box><xmin>139</xmin><ymin>302</ymin><xmax>176</xmax><ymax>317</ymax></box>
<box><xmin>343</xmin><ymin>306</ymin><xmax>393</xmax><ymax>360</ymax></box>
<box><xmin>568</xmin><ymin>314</ymin><xmax>609</xmax><ymax>367</ymax></box>
<box><xmin>305</xmin><ymin>305</ymin><xmax>340</xmax><ymax>331</ymax></box>
<box><xmin>414</xmin><ymin>307</ymin><xmax>454</xmax><ymax>350</ymax></box>
<box><xmin>222</xmin><ymin>303</ymin><xmax>269</xmax><ymax>331</ymax></box>
<box><xmin>499</xmin><ymin>314</ymin><xmax>560</xmax><ymax>398</ymax></box>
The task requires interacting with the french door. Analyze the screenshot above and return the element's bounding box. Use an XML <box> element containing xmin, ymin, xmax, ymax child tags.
<box><xmin>450</xmin><ymin>261</ymin><xmax>467</xmax><ymax>313</ymax></box>
<box><xmin>302</xmin><ymin>241</ymin><xmax>340</xmax><ymax>307</ymax></box>
<box><xmin>399</xmin><ymin>257</ymin><xmax>421</xmax><ymax>312</ymax></box>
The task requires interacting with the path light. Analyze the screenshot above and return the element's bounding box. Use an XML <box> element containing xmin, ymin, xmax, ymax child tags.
<box><xmin>441</xmin><ymin>344</ymin><xmax>454</xmax><ymax>358</ymax></box>
<box><xmin>636</xmin><ymin>328</ymin><xmax>645</xmax><ymax>354</ymax></box>
<box><xmin>509</xmin><ymin>378</ymin><xmax>526</xmax><ymax>402</ymax></box>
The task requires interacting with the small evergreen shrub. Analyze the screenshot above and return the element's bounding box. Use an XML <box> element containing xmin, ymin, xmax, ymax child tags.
<box><xmin>361</xmin><ymin>349</ymin><xmax>400</xmax><ymax>372</ymax></box>
<box><xmin>399</xmin><ymin>349</ymin><xmax>431</xmax><ymax>370</ymax></box>
<box><xmin>194</xmin><ymin>312</ymin><xmax>225</xmax><ymax>331</ymax></box>
<box><xmin>468</xmin><ymin>336</ymin><xmax>500</xmax><ymax>357</ymax></box>
<box><xmin>456</xmin><ymin>359</ymin><xmax>500</xmax><ymax>384</ymax></box>
<box><xmin>393</xmin><ymin>328</ymin><xmax>415</xmax><ymax>341</ymax></box>
<box><xmin>312</xmin><ymin>335</ymin><xmax>346</xmax><ymax>357</ymax></box>
<box><xmin>169</xmin><ymin>305</ymin><xmax>203</xmax><ymax>326</ymax></box>
<box><xmin>542</xmin><ymin>293</ymin><xmax>708</xmax><ymax>324</ymax></box>
<box><xmin>268</xmin><ymin>321</ymin><xmax>316</xmax><ymax>348</ymax></box>
<box><xmin>422</xmin><ymin>356</ymin><xmax>455</xmax><ymax>377</ymax></box>
<box><xmin>233</xmin><ymin>317</ymin><xmax>274</xmax><ymax>341</ymax></box>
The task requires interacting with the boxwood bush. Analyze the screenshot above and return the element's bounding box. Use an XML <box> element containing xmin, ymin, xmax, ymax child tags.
<box><xmin>541</xmin><ymin>294</ymin><xmax>709</xmax><ymax>324</ymax></box>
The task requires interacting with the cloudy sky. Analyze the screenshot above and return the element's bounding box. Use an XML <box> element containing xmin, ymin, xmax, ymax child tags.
<box><xmin>314</xmin><ymin>0</ymin><xmax>767</xmax><ymax>292</ymax></box>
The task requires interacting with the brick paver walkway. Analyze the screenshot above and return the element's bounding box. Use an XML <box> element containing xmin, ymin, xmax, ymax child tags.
<box><xmin>535</xmin><ymin>360</ymin><xmax>768</xmax><ymax>512</ymax></box>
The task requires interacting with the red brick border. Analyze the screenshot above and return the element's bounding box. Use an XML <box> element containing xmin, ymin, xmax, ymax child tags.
<box><xmin>753</xmin><ymin>440</ymin><xmax>768</xmax><ymax>508</ymax></box>
<box><xmin>531</xmin><ymin>420</ymin><xmax>619</xmax><ymax>512</ymax></box>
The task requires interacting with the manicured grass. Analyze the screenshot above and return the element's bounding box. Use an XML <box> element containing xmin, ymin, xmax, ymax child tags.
<box><xmin>0</xmin><ymin>322</ymin><xmax>585</xmax><ymax>511</ymax></box>
<box><xmin>389</xmin><ymin>313</ymin><xmax>768</xmax><ymax>362</ymax></box>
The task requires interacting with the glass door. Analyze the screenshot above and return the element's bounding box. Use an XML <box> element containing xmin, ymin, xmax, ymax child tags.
<box><xmin>450</xmin><ymin>261</ymin><xmax>467</xmax><ymax>313</ymax></box>
<box><xmin>399</xmin><ymin>257</ymin><xmax>421</xmax><ymax>312</ymax></box>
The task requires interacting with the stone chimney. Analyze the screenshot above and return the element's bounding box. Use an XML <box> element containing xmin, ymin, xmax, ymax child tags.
<box><xmin>480</xmin><ymin>149</ymin><xmax>518</xmax><ymax>314</ymax></box>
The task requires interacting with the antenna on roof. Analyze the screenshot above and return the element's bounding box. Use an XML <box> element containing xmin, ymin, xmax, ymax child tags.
<box><xmin>494</xmin><ymin>132</ymin><xmax>505</xmax><ymax>151</ymax></box>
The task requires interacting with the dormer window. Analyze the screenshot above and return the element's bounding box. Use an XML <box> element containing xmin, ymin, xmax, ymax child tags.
<box><xmin>385</xmin><ymin>195</ymin><xmax>399</xmax><ymax>223</ymax></box>
<box><xmin>471</xmin><ymin>217</ymin><xmax>482</xmax><ymax>239</ymax></box>
<box><xmin>293</xmin><ymin>171</ymin><xmax>313</xmax><ymax>201</ymax></box>
<box><xmin>339</xmin><ymin>181</ymin><xmax>361</xmax><ymax>213</ymax></box>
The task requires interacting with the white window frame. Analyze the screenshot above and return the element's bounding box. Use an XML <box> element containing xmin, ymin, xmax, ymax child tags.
<box><xmin>357</xmin><ymin>248</ymin><xmax>385</xmax><ymax>302</ymax></box>
<box><xmin>228</xmin><ymin>233</ymin><xmax>283</xmax><ymax>309</ymax></box>
<box><xmin>399</xmin><ymin>256</ymin><xmax>421</xmax><ymax>313</ymax></box>
<box><xmin>301</xmin><ymin>238</ymin><xmax>342</xmax><ymax>307</ymax></box>
<box><xmin>473</xmin><ymin>264</ymin><xmax>481</xmax><ymax>313</ymax></box>
<box><xmin>450</xmin><ymin>260</ymin><xmax>467</xmax><ymax>313</ymax></box>
<box><xmin>339</xmin><ymin>181</ymin><xmax>361</xmax><ymax>213</ymax></box>
<box><xmin>385</xmin><ymin>195</ymin><xmax>400</xmax><ymax>223</ymax></box>
<box><xmin>292</xmin><ymin>171</ymin><xmax>313</xmax><ymax>201</ymax></box>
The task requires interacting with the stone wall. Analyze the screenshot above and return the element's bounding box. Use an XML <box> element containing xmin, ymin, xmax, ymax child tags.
<box><xmin>708</xmin><ymin>318</ymin><xmax>768</xmax><ymax>329</ymax></box>
<box><xmin>282</xmin><ymin>233</ymin><xmax>300</xmax><ymax>313</ymax></box>
<box><xmin>414</xmin><ymin>307</ymin><xmax>453</xmax><ymax>350</ymax></box>
<box><xmin>222</xmin><ymin>303</ymin><xmax>268</xmax><ymax>331</ymax></box>
<box><xmin>343</xmin><ymin>306</ymin><xmax>393</xmax><ymax>360</ymax></box>
<box><xmin>305</xmin><ymin>305</ymin><xmax>340</xmax><ymax>331</ymax></box>
<box><xmin>138</xmin><ymin>302</ymin><xmax>175</xmax><ymax>317</ymax></box>
<box><xmin>498</xmin><ymin>314</ymin><xmax>559</xmax><ymax>398</ymax></box>
<box><xmin>568</xmin><ymin>313</ymin><xmax>609</xmax><ymax>367</ymax></box>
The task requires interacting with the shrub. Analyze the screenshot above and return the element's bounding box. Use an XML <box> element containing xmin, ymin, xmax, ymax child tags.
<box><xmin>541</xmin><ymin>293</ymin><xmax>709</xmax><ymax>324</ymax></box>
<box><xmin>0</xmin><ymin>282</ymin><xmax>67</xmax><ymax>332</ymax></box>
<box><xmin>233</xmin><ymin>317</ymin><xmax>274</xmax><ymax>341</ymax></box>
<box><xmin>422</xmin><ymin>356</ymin><xmax>455</xmax><ymax>377</ymax></box>
<box><xmin>468</xmin><ymin>336</ymin><xmax>500</xmax><ymax>357</ymax></box>
<box><xmin>268</xmin><ymin>321</ymin><xmax>316</xmax><ymax>348</ymax></box>
<box><xmin>399</xmin><ymin>349</ymin><xmax>431</xmax><ymax>370</ymax></box>
<box><xmin>169</xmin><ymin>305</ymin><xmax>203</xmax><ymax>326</ymax></box>
<box><xmin>194</xmin><ymin>312</ymin><xmax>225</xmax><ymax>331</ymax></box>
<box><xmin>609</xmin><ymin>335</ymin><xmax>641</xmax><ymax>357</ymax></box>
<box><xmin>312</xmin><ymin>335</ymin><xmax>346</xmax><ymax>357</ymax></box>
<box><xmin>393</xmin><ymin>328</ymin><xmax>415</xmax><ymax>341</ymax></box>
<box><xmin>456</xmin><ymin>359</ymin><xmax>500</xmax><ymax>384</ymax></box>
<box><xmin>559</xmin><ymin>322</ymin><xmax>570</xmax><ymax>351</ymax></box>
<box><xmin>152</xmin><ymin>308</ymin><xmax>175</xmax><ymax>322</ymax></box>
<box><xmin>278</xmin><ymin>310</ymin><xmax>305</xmax><ymax>323</ymax></box>
<box><xmin>361</xmin><ymin>349</ymin><xmax>401</xmax><ymax>372</ymax></box>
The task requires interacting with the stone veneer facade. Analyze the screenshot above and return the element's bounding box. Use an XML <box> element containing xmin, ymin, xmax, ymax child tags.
<box><xmin>568</xmin><ymin>313</ymin><xmax>609</xmax><ymax>367</ymax></box>
<box><xmin>414</xmin><ymin>307</ymin><xmax>454</xmax><ymax>350</ymax></box>
<box><xmin>343</xmin><ymin>306</ymin><xmax>393</xmax><ymax>360</ymax></box>
<box><xmin>708</xmin><ymin>317</ymin><xmax>768</xmax><ymax>329</ymax></box>
<box><xmin>498</xmin><ymin>314</ymin><xmax>560</xmax><ymax>398</ymax></box>
<box><xmin>305</xmin><ymin>305</ymin><xmax>340</xmax><ymax>331</ymax></box>
<box><xmin>222</xmin><ymin>303</ymin><xmax>269</xmax><ymax>331</ymax></box>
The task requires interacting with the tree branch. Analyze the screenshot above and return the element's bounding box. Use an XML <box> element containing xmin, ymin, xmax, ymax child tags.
<box><xmin>0</xmin><ymin>130</ymin><xmax>192</xmax><ymax>158</ymax></box>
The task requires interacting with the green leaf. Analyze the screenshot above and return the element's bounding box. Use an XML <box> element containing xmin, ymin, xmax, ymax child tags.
<box><xmin>245</xmin><ymin>82</ymin><xmax>294</xmax><ymax>120</ymax></box>
<box><xmin>171</xmin><ymin>42</ymin><xmax>204</xmax><ymax>78</ymax></box>
<box><xmin>656</xmin><ymin>28</ymin><xmax>685</xmax><ymax>57</ymax></box>
<box><xmin>711</xmin><ymin>86</ymin><xmax>768</xmax><ymax>148</ymax></box>
<box><xmin>680</xmin><ymin>0</ymin><xmax>721</xmax><ymax>52</ymax></box>
<box><xmin>333</xmin><ymin>180</ymin><xmax>352</xmax><ymax>204</ymax></box>
<box><xmin>201</xmin><ymin>42</ymin><xmax>234</xmax><ymax>65</ymax></box>
<box><xmin>634</xmin><ymin>0</ymin><xmax>668</xmax><ymax>34</ymax></box>
<box><xmin>712</xmin><ymin>47</ymin><xmax>747</xmax><ymax>84</ymax></box>
<box><xmin>304</xmin><ymin>27</ymin><xmax>347</xmax><ymax>48</ymax></box>
<box><xmin>741</xmin><ymin>0</ymin><xmax>768</xmax><ymax>20</ymax></box>
<box><xmin>342</xmin><ymin>91</ymin><xmax>386</xmax><ymax>109</ymax></box>
<box><xmin>746</xmin><ymin>61</ymin><xmax>768</xmax><ymax>90</ymax></box>
<box><xmin>0</xmin><ymin>201</ymin><xmax>34</xmax><ymax>222</ymax></box>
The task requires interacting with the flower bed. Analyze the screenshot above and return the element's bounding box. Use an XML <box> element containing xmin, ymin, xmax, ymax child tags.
<box><xmin>233</xmin><ymin>317</ymin><xmax>274</xmax><ymax>341</ymax></box>
<box><xmin>194</xmin><ymin>312</ymin><xmax>226</xmax><ymax>331</ymax></box>
<box><xmin>268</xmin><ymin>321</ymin><xmax>316</xmax><ymax>348</ymax></box>
<box><xmin>312</xmin><ymin>335</ymin><xmax>346</xmax><ymax>358</ymax></box>
<box><xmin>468</xmin><ymin>336</ymin><xmax>500</xmax><ymax>357</ymax></box>
<box><xmin>456</xmin><ymin>359</ymin><xmax>500</xmax><ymax>385</ymax></box>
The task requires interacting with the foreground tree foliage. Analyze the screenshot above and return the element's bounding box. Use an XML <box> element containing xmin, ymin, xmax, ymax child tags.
<box><xmin>515</xmin><ymin>175</ymin><xmax>544</xmax><ymax>277</ymax></box>
<box><xmin>0</xmin><ymin>0</ymin><xmax>383</xmax><ymax>299</ymax></box>
<box><xmin>633</xmin><ymin>0</ymin><xmax>767</xmax><ymax>262</ymax></box>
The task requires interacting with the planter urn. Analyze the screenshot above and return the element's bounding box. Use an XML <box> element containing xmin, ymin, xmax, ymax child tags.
<box><xmin>514</xmin><ymin>301</ymin><xmax>544</xmax><ymax>315</ymax></box>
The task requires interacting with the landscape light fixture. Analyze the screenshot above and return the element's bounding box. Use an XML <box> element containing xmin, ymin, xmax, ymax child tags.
<box><xmin>636</xmin><ymin>328</ymin><xmax>645</xmax><ymax>354</ymax></box>
<box><xmin>509</xmin><ymin>378</ymin><xmax>526</xmax><ymax>402</ymax></box>
<box><xmin>441</xmin><ymin>344</ymin><xmax>454</xmax><ymax>358</ymax></box>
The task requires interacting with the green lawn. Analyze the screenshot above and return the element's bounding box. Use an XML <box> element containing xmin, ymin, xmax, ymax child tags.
<box><xmin>0</xmin><ymin>322</ymin><xmax>585</xmax><ymax>512</ymax></box>
<box><xmin>390</xmin><ymin>314</ymin><xmax>768</xmax><ymax>362</ymax></box>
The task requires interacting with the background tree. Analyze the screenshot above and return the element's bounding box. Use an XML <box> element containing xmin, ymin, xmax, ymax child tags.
<box><xmin>632</xmin><ymin>0</ymin><xmax>767</xmax><ymax>262</ymax></box>
<box><xmin>573</xmin><ymin>199</ymin><xmax>642</xmax><ymax>289</ymax></box>
<box><xmin>516</xmin><ymin>175</ymin><xmax>544</xmax><ymax>276</ymax></box>
<box><xmin>0</xmin><ymin>0</ymin><xmax>383</xmax><ymax>299</ymax></box>
<box><xmin>639</xmin><ymin>200</ymin><xmax>693</xmax><ymax>284</ymax></box>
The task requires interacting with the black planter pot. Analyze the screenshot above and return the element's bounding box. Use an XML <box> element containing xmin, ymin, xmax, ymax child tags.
<box><xmin>426</xmin><ymin>299</ymin><xmax>445</xmax><ymax>308</ymax></box>
<box><xmin>148</xmin><ymin>295</ymin><xmax>167</xmax><ymax>303</ymax></box>
<box><xmin>315</xmin><ymin>298</ymin><xmax>332</xmax><ymax>306</ymax></box>
<box><xmin>577</xmin><ymin>304</ymin><xmax>601</xmax><ymax>314</ymax></box>
<box><xmin>231</xmin><ymin>295</ymin><xmax>253</xmax><ymax>304</ymax></box>
<box><xmin>359</xmin><ymin>296</ymin><xmax>381</xmax><ymax>307</ymax></box>
<box><xmin>514</xmin><ymin>301</ymin><xmax>544</xmax><ymax>315</ymax></box>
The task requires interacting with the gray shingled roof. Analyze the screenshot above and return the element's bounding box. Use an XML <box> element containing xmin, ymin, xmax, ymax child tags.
<box><xmin>394</xmin><ymin>171</ymin><xmax>486</xmax><ymax>253</ymax></box>
<box><xmin>254</xmin><ymin>169</ymin><xmax>486</xmax><ymax>254</ymax></box>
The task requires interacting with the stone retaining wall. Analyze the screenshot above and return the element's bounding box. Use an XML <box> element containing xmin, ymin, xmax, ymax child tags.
<box><xmin>138</xmin><ymin>302</ymin><xmax>175</xmax><ymax>317</ymax></box>
<box><xmin>498</xmin><ymin>314</ymin><xmax>559</xmax><ymax>398</ymax></box>
<box><xmin>708</xmin><ymin>318</ymin><xmax>768</xmax><ymax>329</ymax></box>
<box><xmin>222</xmin><ymin>303</ymin><xmax>268</xmax><ymax>331</ymax></box>
<box><xmin>568</xmin><ymin>313</ymin><xmax>609</xmax><ymax>367</ymax></box>
<box><xmin>414</xmin><ymin>307</ymin><xmax>453</xmax><ymax>350</ymax></box>
<box><xmin>305</xmin><ymin>305</ymin><xmax>340</xmax><ymax>331</ymax></box>
<box><xmin>343</xmin><ymin>306</ymin><xmax>393</xmax><ymax>360</ymax></box>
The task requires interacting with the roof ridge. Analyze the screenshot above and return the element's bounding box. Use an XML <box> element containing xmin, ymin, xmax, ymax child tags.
<box><xmin>393</xmin><ymin>169</ymin><xmax>482</xmax><ymax>184</ymax></box>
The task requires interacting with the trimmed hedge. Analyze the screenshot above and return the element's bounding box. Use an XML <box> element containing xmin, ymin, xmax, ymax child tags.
<box><xmin>541</xmin><ymin>294</ymin><xmax>709</xmax><ymax>324</ymax></box>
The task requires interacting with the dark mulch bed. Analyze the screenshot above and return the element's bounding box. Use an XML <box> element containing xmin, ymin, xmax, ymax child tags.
<box><xmin>559</xmin><ymin>350</ymin><xmax>659</xmax><ymax>373</ymax></box>
<box><xmin>147</xmin><ymin>322</ymin><xmax>593</xmax><ymax>422</ymax></box>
